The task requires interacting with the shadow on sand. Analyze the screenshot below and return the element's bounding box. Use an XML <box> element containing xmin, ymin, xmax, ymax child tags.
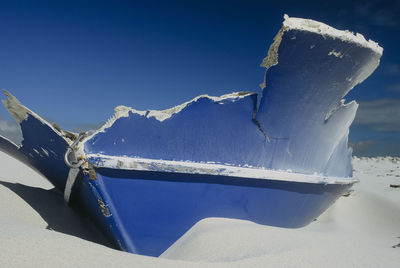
<box><xmin>0</xmin><ymin>180</ymin><xmax>114</xmax><ymax>249</ymax></box>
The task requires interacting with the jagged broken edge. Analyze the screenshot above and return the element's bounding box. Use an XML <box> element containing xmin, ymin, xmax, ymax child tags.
<box><xmin>82</xmin><ymin>15</ymin><xmax>384</xmax><ymax>152</ymax></box>
<box><xmin>0</xmin><ymin>90</ymin><xmax>79</xmax><ymax>171</ymax></box>
<box><xmin>0</xmin><ymin>15</ymin><xmax>384</xmax><ymax>177</ymax></box>
<box><xmin>1</xmin><ymin>90</ymin><xmax>76</xmax><ymax>144</ymax></box>
<box><xmin>259</xmin><ymin>14</ymin><xmax>382</xmax><ymax>105</ymax></box>
<box><xmin>79</xmin><ymin>91</ymin><xmax>258</xmax><ymax>147</ymax></box>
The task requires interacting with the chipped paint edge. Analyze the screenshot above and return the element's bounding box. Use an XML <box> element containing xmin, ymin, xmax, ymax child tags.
<box><xmin>87</xmin><ymin>153</ymin><xmax>358</xmax><ymax>185</ymax></box>
<box><xmin>1</xmin><ymin>90</ymin><xmax>74</xmax><ymax>144</ymax></box>
<box><xmin>81</xmin><ymin>91</ymin><xmax>257</xmax><ymax>145</ymax></box>
<box><xmin>283</xmin><ymin>14</ymin><xmax>383</xmax><ymax>55</ymax></box>
<box><xmin>260</xmin><ymin>14</ymin><xmax>382</xmax><ymax>90</ymax></box>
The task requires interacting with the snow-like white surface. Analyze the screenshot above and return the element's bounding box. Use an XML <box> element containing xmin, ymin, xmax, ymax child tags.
<box><xmin>87</xmin><ymin>153</ymin><xmax>357</xmax><ymax>184</ymax></box>
<box><xmin>1</xmin><ymin>151</ymin><xmax>399</xmax><ymax>267</ymax></box>
<box><xmin>283</xmin><ymin>15</ymin><xmax>383</xmax><ymax>55</ymax></box>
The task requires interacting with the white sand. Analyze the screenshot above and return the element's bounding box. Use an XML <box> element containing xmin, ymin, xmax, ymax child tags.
<box><xmin>0</xmin><ymin>152</ymin><xmax>399</xmax><ymax>267</ymax></box>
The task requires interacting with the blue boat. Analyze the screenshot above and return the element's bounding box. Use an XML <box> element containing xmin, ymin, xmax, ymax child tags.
<box><xmin>0</xmin><ymin>16</ymin><xmax>382</xmax><ymax>256</ymax></box>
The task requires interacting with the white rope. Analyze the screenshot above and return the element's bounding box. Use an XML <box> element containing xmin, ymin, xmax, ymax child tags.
<box><xmin>63</xmin><ymin>132</ymin><xmax>87</xmax><ymax>203</ymax></box>
<box><xmin>64</xmin><ymin>167</ymin><xmax>80</xmax><ymax>202</ymax></box>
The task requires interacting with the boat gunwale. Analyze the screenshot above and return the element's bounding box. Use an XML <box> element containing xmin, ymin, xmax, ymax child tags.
<box><xmin>86</xmin><ymin>154</ymin><xmax>358</xmax><ymax>185</ymax></box>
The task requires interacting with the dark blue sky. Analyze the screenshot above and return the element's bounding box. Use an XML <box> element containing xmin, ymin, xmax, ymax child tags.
<box><xmin>0</xmin><ymin>0</ymin><xmax>399</xmax><ymax>156</ymax></box>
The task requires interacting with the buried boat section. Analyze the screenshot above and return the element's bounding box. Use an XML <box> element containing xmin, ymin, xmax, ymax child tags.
<box><xmin>0</xmin><ymin>15</ymin><xmax>382</xmax><ymax>256</ymax></box>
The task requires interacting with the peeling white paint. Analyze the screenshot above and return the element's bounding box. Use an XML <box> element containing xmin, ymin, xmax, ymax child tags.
<box><xmin>283</xmin><ymin>15</ymin><xmax>383</xmax><ymax>55</ymax></box>
<box><xmin>260</xmin><ymin>14</ymin><xmax>383</xmax><ymax>89</ymax></box>
<box><xmin>259</xmin><ymin>24</ymin><xmax>286</xmax><ymax>89</ymax></box>
<box><xmin>41</xmin><ymin>147</ymin><xmax>49</xmax><ymax>157</ymax></box>
<box><xmin>141</xmin><ymin>92</ymin><xmax>254</xmax><ymax>122</ymax></box>
<box><xmin>1</xmin><ymin>90</ymin><xmax>72</xmax><ymax>144</ymax></box>
<box><xmin>2</xmin><ymin>91</ymin><xmax>29</xmax><ymax>124</ymax></box>
<box><xmin>87</xmin><ymin>154</ymin><xmax>358</xmax><ymax>185</ymax></box>
<box><xmin>259</xmin><ymin>14</ymin><xmax>382</xmax><ymax>91</ymax></box>
<box><xmin>328</xmin><ymin>50</ymin><xmax>344</xmax><ymax>58</ymax></box>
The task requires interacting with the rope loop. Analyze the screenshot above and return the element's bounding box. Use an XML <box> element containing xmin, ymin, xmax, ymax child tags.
<box><xmin>64</xmin><ymin>132</ymin><xmax>87</xmax><ymax>168</ymax></box>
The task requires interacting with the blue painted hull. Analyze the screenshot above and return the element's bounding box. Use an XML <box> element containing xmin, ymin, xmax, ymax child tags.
<box><xmin>68</xmin><ymin>166</ymin><xmax>352</xmax><ymax>256</ymax></box>
<box><xmin>0</xmin><ymin>118</ymin><xmax>353</xmax><ymax>256</ymax></box>
<box><xmin>0</xmin><ymin>114</ymin><xmax>70</xmax><ymax>191</ymax></box>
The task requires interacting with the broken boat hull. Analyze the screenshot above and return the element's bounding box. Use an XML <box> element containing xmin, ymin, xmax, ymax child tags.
<box><xmin>0</xmin><ymin>15</ymin><xmax>382</xmax><ymax>257</ymax></box>
<box><xmin>0</xmin><ymin>126</ymin><xmax>353</xmax><ymax>256</ymax></box>
<box><xmin>0</xmin><ymin>119</ymin><xmax>355</xmax><ymax>256</ymax></box>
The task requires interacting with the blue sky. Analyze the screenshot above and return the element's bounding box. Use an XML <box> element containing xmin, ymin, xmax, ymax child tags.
<box><xmin>0</xmin><ymin>0</ymin><xmax>399</xmax><ymax>156</ymax></box>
